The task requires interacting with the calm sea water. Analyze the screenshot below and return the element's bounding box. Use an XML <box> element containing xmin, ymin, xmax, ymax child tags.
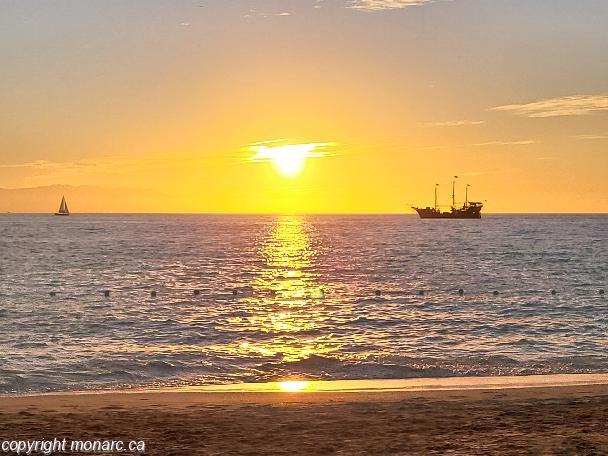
<box><xmin>0</xmin><ymin>214</ymin><xmax>607</xmax><ymax>394</ymax></box>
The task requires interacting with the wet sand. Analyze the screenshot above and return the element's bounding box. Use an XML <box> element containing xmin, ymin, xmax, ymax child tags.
<box><xmin>2</xmin><ymin>384</ymin><xmax>608</xmax><ymax>455</ymax></box>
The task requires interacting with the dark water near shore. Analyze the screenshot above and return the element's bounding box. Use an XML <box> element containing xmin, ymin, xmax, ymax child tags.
<box><xmin>0</xmin><ymin>214</ymin><xmax>606</xmax><ymax>394</ymax></box>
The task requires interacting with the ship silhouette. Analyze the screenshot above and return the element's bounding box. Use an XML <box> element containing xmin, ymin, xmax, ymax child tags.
<box><xmin>412</xmin><ymin>177</ymin><xmax>483</xmax><ymax>219</ymax></box>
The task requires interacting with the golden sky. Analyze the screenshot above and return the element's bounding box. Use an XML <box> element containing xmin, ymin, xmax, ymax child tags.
<box><xmin>0</xmin><ymin>0</ymin><xmax>607</xmax><ymax>213</ymax></box>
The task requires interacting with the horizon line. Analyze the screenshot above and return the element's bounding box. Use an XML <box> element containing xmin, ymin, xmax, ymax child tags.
<box><xmin>3</xmin><ymin>211</ymin><xmax>608</xmax><ymax>216</ymax></box>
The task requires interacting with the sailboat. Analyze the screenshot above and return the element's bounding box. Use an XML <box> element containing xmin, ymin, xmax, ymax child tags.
<box><xmin>55</xmin><ymin>196</ymin><xmax>70</xmax><ymax>216</ymax></box>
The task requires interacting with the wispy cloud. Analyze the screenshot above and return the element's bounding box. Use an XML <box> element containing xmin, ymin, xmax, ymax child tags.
<box><xmin>1</xmin><ymin>155</ymin><xmax>197</xmax><ymax>171</ymax></box>
<box><xmin>348</xmin><ymin>0</ymin><xmax>436</xmax><ymax>11</ymax></box>
<box><xmin>472</xmin><ymin>140</ymin><xmax>536</xmax><ymax>147</ymax></box>
<box><xmin>425</xmin><ymin>120</ymin><xmax>485</xmax><ymax>127</ymax></box>
<box><xmin>573</xmin><ymin>134</ymin><xmax>608</xmax><ymax>140</ymax></box>
<box><xmin>492</xmin><ymin>94</ymin><xmax>608</xmax><ymax>118</ymax></box>
<box><xmin>245</xmin><ymin>141</ymin><xmax>336</xmax><ymax>177</ymax></box>
<box><xmin>0</xmin><ymin>160</ymin><xmax>93</xmax><ymax>170</ymax></box>
<box><xmin>244</xmin><ymin>8</ymin><xmax>292</xmax><ymax>18</ymax></box>
<box><xmin>0</xmin><ymin>153</ymin><xmax>232</xmax><ymax>186</ymax></box>
<box><xmin>246</xmin><ymin>141</ymin><xmax>336</xmax><ymax>162</ymax></box>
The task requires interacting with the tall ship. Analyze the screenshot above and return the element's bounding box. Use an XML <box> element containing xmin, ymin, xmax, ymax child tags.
<box><xmin>54</xmin><ymin>196</ymin><xmax>70</xmax><ymax>216</ymax></box>
<box><xmin>412</xmin><ymin>177</ymin><xmax>483</xmax><ymax>219</ymax></box>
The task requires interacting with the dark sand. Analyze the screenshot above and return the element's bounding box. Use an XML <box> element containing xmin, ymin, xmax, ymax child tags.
<box><xmin>2</xmin><ymin>385</ymin><xmax>608</xmax><ymax>455</ymax></box>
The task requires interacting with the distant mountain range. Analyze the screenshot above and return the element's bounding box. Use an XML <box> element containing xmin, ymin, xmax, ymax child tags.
<box><xmin>0</xmin><ymin>185</ymin><xmax>169</xmax><ymax>213</ymax></box>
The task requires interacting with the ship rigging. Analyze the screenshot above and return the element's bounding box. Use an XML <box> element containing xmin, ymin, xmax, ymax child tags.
<box><xmin>412</xmin><ymin>177</ymin><xmax>483</xmax><ymax>219</ymax></box>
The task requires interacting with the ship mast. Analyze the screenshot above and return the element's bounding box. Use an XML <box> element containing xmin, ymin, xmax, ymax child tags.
<box><xmin>452</xmin><ymin>176</ymin><xmax>458</xmax><ymax>208</ymax></box>
<box><xmin>434</xmin><ymin>184</ymin><xmax>439</xmax><ymax>210</ymax></box>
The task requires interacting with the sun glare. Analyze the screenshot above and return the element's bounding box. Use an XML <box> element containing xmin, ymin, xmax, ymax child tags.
<box><xmin>277</xmin><ymin>381</ymin><xmax>310</xmax><ymax>393</ymax></box>
<box><xmin>248</xmin><ymin>142</ymin><xmax>333</xmax><ymax>177</ymax></box>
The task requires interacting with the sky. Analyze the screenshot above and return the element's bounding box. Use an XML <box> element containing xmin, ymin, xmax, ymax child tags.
<box><xmin>0</xmin><ymin>0</ymin><xmax>607</xmax><ymax>213</ymax></box>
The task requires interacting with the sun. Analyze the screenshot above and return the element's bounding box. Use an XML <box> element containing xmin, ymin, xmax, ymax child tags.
<box><xmin>272</xmin><ymin>147</ymin><xmax>307</xmax><ymax>176</ymax></box>
<box><xmin>277</xmin><ymin>381</ymin><xmax>310</xmax><ymax>393</ymax></box>
<box><xmin>248</xmin><ymin>142</ymin><xmax>333</xmax><ymax>177</ymax></box>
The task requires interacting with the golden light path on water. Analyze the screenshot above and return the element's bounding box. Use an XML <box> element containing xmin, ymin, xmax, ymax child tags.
<box><xmin>222</xmin><ymin>215</ymin><xmax>339</xmax><ymax>370</ymax></box>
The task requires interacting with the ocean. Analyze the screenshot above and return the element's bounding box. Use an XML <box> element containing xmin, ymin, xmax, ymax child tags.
<box><xmin>0</xmin><ymin>214</ymin><xmax>606</xmax><ymax>394</ymax></box>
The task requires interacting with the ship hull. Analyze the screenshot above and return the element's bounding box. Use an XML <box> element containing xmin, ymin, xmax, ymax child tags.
<box><xmin>54</xmin><ymin>213</ymin><xmax>69</xmax><ymax>216</ymax></box>
<box><xmin>413</xmin><ymin>206</ymin><xmax>482</xmax><ymax>219</ymax></box>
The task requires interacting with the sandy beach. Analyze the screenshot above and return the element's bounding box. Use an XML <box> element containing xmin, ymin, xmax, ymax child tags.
<box><xmin>2</xmin><ymin>380</ymin><xmax>608</xmax><ymax>455</ymax></box>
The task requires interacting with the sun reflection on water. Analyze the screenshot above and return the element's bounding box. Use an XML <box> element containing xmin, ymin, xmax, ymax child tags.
<box><xmin>258</xmin><ymin>215</ymin><xmax>318</xmax><ymax>299</ymax></box>
<box><xmin>223</xmin><ymin>215</ymin><xmax>339</xmax><ymax>364</ymax></box>
<box><xmin>277</xmin><ymin>380</ymin><xmax>311</xmax><ymax>393</ymax></box>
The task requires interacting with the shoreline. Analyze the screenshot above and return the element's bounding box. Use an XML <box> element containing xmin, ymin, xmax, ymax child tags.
<box><xmin>2</xmin><ymin>383</ymin><xmax>608</xmax><ymax>411</ymax></box>
<box><xmin>1</xmin><ymin>378</ymin><xmax>608</xmax><ymax>454</ymax></box>
<box><xmin>3</xmin><ymin>372</ymin><xmax>608</xmax><ymax>399</ymax></box>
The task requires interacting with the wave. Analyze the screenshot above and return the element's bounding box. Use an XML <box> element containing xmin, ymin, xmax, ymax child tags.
<box><xmin>2</xmin><ymin>353</ymin><xmax>608</xmax><ymax>395</ymax></box>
